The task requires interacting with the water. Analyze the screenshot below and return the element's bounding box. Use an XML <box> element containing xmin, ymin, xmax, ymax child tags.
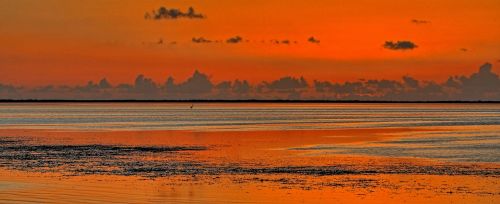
<box><xmin>1</xmin><ymin>103</ymin><xmax>500</xmax><ymax>163</ymax></box>
<box><xmin>0</xmin><ymin>103</ymin><xmax>499</xmax><ymax>131</ymax></box>
<box><xmin>0</xmin><ymin>103</ymin><xmax>499</xmax><ymax>203</ymax></box>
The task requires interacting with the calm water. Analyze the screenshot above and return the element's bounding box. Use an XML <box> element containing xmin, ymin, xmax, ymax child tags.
<box><xmin>0</xmin><ymin>103</ymin><xmax>500</xmax><ymax>162</ymax></box>
<box><xmin>0</xmin><ymin>103</ymin><xmax>499</xmax><ymax>131</ymax></box>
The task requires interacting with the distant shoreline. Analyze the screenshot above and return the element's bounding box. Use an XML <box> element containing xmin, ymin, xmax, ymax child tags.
<box><xmin>0</xmin><ymin>99</ymin><xmax>499</xmax><ymax>103</ymax></box>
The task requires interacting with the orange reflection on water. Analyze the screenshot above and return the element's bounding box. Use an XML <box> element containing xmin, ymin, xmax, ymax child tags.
<box><xmin>0</xmin><ymin>169</ymin><xmax>499</xmax><ymax>204</ymax></box>
<box><xmin>0</xmin><ymin>127</ymin><xmax>430</xmax><ymax>165</ymax></box>
<box><xmin>0</xmin><ymin>127</ymin><xmax>499</xmax><ymax>203</ymax></box>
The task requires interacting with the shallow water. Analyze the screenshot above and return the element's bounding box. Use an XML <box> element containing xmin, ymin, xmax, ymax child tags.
<box><xmin>0</xmin><ymin>103</ymin><xmax>499</xmax><ymax>203</ymax></box>
<box><xmin>1</xmin><ymin>103</ymin><xmax>499</xmax><ymax>131</ymax></box>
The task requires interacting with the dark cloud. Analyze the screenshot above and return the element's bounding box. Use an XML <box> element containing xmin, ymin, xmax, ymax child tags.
<box><xmin>308</xmin><ymin>37</ymin><xmax>320</xmax><ymax>44</ymax></box>
<box><xmin>281</xmin><ymin>40</ymin><xmax>290</xmax><ymax>45</ymax></box>
<box><xmin>255</xmin><ymin>76</ymin><xmax>309</xmax><ymax>99</ymax></box>
<box><xmin>226</xmin><ymin>36</ymin><xmax>243</xmax><ymax>44</ymax></box>
<box><xmin>261</xmin><ymin>76</ymin><xmax>308</xmax><ymax>93</ymax></box>
<box><xmin>458</xmin><ymin>63</ymin><xmax>500</xmax><ymax>99</ymax></box>
<box><xmin>166</xmin><ymin>70</ymin><xmax>213</xmax><ymax>96</ymax></box>
<box><xmin>32</xmin><ymin>85</ymin><xmax>55</xmax><ymax>93</ymax></box>
<box><xmin>233</xmin><ymin>80</ymin><xmax>251</xmax><ymax>94</ymax></box>
<box><xmin>99</xmin><ymin>78</ymin><xmax>112</xmax><ymax>89</ymax></box>
<box><xmin>270</xmin><ymin>39</ymin><xmax>293</xmax><ymax>45</ymax></box>
<box><xmin>314</xmin><ymin>63</ymin><xmax>500</xmax><ymax>101</ymax></box>
<box><xmin>0</xmin><ymin>84</ymin><xmax>18</xmax><ymax>94</ymax></box>
<box><xmin>215</xmin><ymin>81</ymin><xmax>232</xmax><ymax>91</ymax></box>
<box><xmin>134</xmin><ymin>75</ymin><xmax>159</xmax><ymax>98</ymax></box>
<box><xmin>460</xmin><ymin>48</ymin><xmax>468</xmax><ymax>52</ymax></box>
<box><xmin>213</xmin><ymin>80</ymin><xmax>253</xmax><ymax>99</ymax></box>
<box><xmin>116</xmin><ymin>83</ymin><xmax>132</xmax><ymax>90</ymax></box>
<box><xmin>384</xmin><ymin>41</ymin><xmax>418</xmax><ymax>50</ymax></box>
<box><xmin>192</xmin><ymin>37</ymin><xmax>212</xmax><ymax>43</ymax></box>
<box><xmin>75</xmin><ymin>79</ymin><xmax>112</xmax><ymax>93</ymax></box>
<box><xmin>402</xmin><ymin>76</ymin><xmax>419</xmax><ymax>89</ymax></box>
<box><xmin>145</xmin><ymin>6</ymin><xmax>204</xmax><ymax>20</ymax></box>
<box><xmin>1</xmin><ymin>63</ymin><xmax>499</xmax><ymax>101</ymax></box>
<box><xmin>444</xmin><ymin>76</ymin><xmax>461</xmax><ymax>89</ymax></box>
<box><xmin>143</xmin><ymin>38</ymin><xmax>176</xmax><ymax>46</ymax></box>
<box><xmin>411</xmin><ymin>19</ymin><xmax>430</xmax><ymax>25</ymax></box>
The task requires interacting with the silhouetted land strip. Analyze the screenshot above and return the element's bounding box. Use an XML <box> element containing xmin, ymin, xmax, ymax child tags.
<box><xmin>0</xmin><ymin>99</ymin><xmax>499</xmax><ymax>103</ymax></box>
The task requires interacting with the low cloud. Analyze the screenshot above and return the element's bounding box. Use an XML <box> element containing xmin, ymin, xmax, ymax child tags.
<box><xmin>192</xmin><ymin>37</ymin><xmax>212</xmax><ymax>43</ymax></box>
<box><xmin>314</xmin><ymin>63</ymin><xmax>499</xmax><ymax>101</ymax></box>
<box><xmin>411</xmin><ymin>19</ymin><xmax>430</xmax><ymax>25</ymax></box>
<box><xmin>280</xmin><ymin>40</ymin><xmax>291</xmax><ymax>45</ymax></box>
<box><xmin>214</xmin><ymin>80</ymin><xmax>252</xmax><ymax>98</ymax></box>
<box><xmin>270</xmin><ymin>39</ymin><xmax>297</xmax><ymax>45</ymax></box>
<box><xmin>134</xmin><ymin>75</ymin><xmax>158</xmax><ymax>95</ymax></box>
<box><xmin>458</xmin><ymin>63</ymin><xmax>500</xmax><ymax>100</ymax></box>
<box><xmin>0</xmin><ymin>84</ymin><xmax>18</xmax><ymax>93</ymax></box>
<box><xmin>226</xmin><ymin>36</ymin><xmax>243</xmax><ymax>44</ymax></box>
<box><xmin>149</xmin><ymin>37</ymin><xmax>324</xmax><ymax>46</ymax></box>
<box><xmin>166</xmin><ymin>70</ymin><xmax>213</xmax><ymax>98</ymax></box>
<box><xmin>1</xmin><ymin>63</ymin><xmax>499</xmax><ymax>101</ymax></box>
<box><xmin>232</xmin><ymin>80</ymin><xmax>251</xmax><ymax>94</ymax></box>
<box><xmin>145</xmin><ymin>6</ymin><xmax>204</xmax><ymax>20</ymax></box>
<box><xmin>142</xmin><ymin>38</ymin><xmax>176</xmax><ymax>46</ymax></box>
<box><xmin>262</xmin><ymin>76</ymin><xmax>308</xmax><ymax>91</ymax></box>
<box><xmin>384</xmin><ymin>41</ymin><xmax>418</xmax><ymax>51</ymax></box>
<box><xmin>308</xmin><ymin>37</ymin><xmax>320</xmax><ymax>44</ymax></box>
<box><xmin>258</xmin><ymin>76</ymin><xmax>308</xmax><ymax>99</ymax></box>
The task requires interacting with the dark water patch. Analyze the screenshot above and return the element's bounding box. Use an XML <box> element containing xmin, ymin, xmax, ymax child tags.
<box><xmin>74</xmin><ymin>164</ymin><xmax>500</xmax><ymax>177</ymax></box>
<box><xmin>1</xmin><ymin>136</ymin><xmax>499</xmax><ymax>178</ymax></box>
<box><xmin>220</xmin><ymin>166</ymin><xmax>361</xmax><ymax>175</ymax></box>
<box><xmin>224</xmin><ymin>165</ymin><xmax>499</xmax><ymax>176</ymax></box>
<box><xmin>1</xmin><ymin>144</ymin><xmax>206</xmax><ymax>154</ymax></box>
<box><xmin>0</xmin><ymin>137</ymin><xmax>208</xmax><ymax>175</ymax></box>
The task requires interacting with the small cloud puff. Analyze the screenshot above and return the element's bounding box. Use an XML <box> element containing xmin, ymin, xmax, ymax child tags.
<box><xmin>384</xmin><ymin>41</ymin><xmax>418</xmax><ymax>51</ymax></box>
<box><xmin>411</xmin><ymin>19</ymin><xmax>430</xmax><ymax>25</ymax></box>
<box><xmin>226</xmin><ymin>36</ymin><xmax>243</xmax><ymax>44</ymax></box>
<box><xmin>192</xmin><ymin>37</ymin><xmax>212</xmax><ymax>43</ymax></box>
<box><xmin>308</xmin><ymin>37</ymin><xmax>320</xmax><ymax>44</ymax></box>
<box><xmin>145</xmin><ymin>6</ymin><xmax>204</xmax><ymax>20</ymax></box>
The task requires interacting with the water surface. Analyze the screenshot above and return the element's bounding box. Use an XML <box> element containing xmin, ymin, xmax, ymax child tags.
<box><xmin>0</xmin><ymin>103</ymin><xmax>499</xmax><ymax>203</ymax></box>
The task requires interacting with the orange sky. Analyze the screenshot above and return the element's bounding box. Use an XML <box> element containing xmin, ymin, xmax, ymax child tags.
<box><xmin>1</xmin><ymin>0</ymin><xmax>499</xmax><ymax>87</ymax></box>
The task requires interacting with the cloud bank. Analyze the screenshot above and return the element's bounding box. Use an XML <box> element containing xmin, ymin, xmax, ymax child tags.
<box><xmin>1</xmin><ymin>63</ymin><xmax>499</xmax><ymax>101</ymax></box>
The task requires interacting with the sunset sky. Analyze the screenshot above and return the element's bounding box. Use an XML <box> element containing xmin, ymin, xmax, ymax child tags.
<box><xmin>1</xmin><ymin>0</ymin><xmax>499</xmax><ymax>87</ymax></box>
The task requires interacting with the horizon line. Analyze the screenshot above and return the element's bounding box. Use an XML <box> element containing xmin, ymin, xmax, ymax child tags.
<box><xmin>1</xmin><ymin>99</ymin><xmax>499</xmax><ymax>104</ymax></box>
